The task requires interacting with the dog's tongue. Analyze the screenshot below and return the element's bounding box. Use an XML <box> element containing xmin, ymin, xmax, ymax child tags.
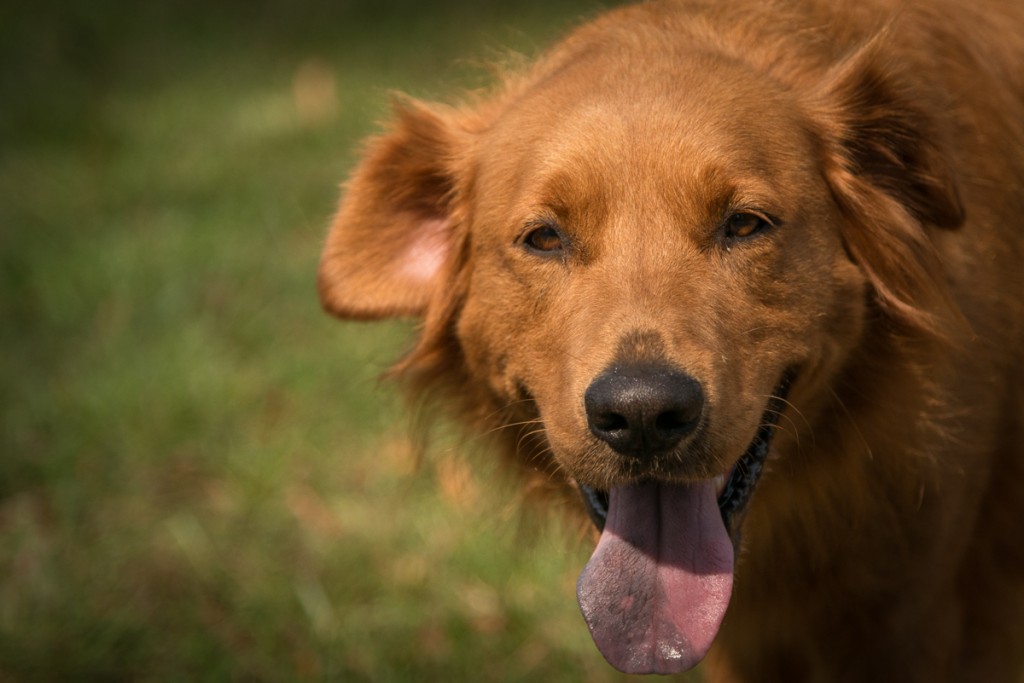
<box><xmin>576</xmin><ymin>480</ymin><xmax>734</xmax><ymax>675</ymax></box>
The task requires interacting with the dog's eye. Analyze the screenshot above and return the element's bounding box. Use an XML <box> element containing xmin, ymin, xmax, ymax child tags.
<box><xmin>723</xmin><ymin>212</ymin><xmax>773</xmax><ymax>241</ymax></box>
<box><xmin>523</xmin><ymin>224</ymin><xmax>565</xmax><ymax>254</ymax></box>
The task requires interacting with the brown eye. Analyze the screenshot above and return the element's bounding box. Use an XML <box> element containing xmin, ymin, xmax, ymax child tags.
<box><xmin>723</xmin><ymin>212</ymin><xmax>772</xmax><ymax>241</ymax></box>
<box><xmin>523</xmin><ymin>224</ymin><xmax>565</xmax><ymax>254</ymax></box>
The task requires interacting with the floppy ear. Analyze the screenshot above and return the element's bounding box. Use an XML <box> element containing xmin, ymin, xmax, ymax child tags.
<box><xmin>318</xmin><ymin>99</ymin><xmax>466</xmax><ymax>319</ymax></box>
<box><xmin>811</xmin><ymin>35</ymin><xmax>965</xmax><ymax>335</ymax></box>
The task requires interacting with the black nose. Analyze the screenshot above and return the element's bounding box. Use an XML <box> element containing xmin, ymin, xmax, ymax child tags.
<box><xmin>584</xmin><ymin>364</ymin><xmax>704</xmax><ymax>458</ymax></box>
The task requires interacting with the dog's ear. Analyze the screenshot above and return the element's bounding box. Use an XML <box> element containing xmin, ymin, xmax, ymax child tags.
<box><xmin>811</xmin><ymin>35</ymin><xmax>964</xmax><ymax>334</ymax></box>
<box><xmin>318</xmin><ymin>99</ymin><xmax>467</xmax><ymax>319</ymax></box>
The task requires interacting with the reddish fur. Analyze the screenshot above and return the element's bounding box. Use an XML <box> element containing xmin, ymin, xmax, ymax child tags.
<box><xmin>319</xmin><ymin>0</ymin><xmax>1024</xmax><ymax>679</ymax></box>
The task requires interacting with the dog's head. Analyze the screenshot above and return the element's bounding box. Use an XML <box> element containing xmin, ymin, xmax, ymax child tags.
<box><xmin>319</xmin><ymin>5</ymin><xmax>961</xmax><ymax>675</ymax></box>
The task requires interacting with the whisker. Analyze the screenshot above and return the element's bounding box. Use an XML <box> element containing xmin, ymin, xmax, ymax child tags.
<box><xmin>826</xmin><ymin>383</ymin><xmax>871</xmax><ymax>459</ymax></box>
<box><xmin>482</xmin><ymin>417</ymin><xmax>545</xmax><ymax>438</ymax></box>
<box><xmin>479</xmin><ymin>397</ymin><xmax>538</xmax><ymax>425</ymax></box>
<box><xmin>748</xmin><ymin>389</ymin><xmax>808</xmax><ymax>453</ymax></box>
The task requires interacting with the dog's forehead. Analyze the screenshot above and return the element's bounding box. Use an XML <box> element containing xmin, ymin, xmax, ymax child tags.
<box><xmin>476</xmin><ymin>52</ymin><xmax>811</xmax><ymax>222</ymax></box>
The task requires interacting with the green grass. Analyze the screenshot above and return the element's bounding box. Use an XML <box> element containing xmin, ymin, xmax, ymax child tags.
<box><xmin>0</xmin><ymin>1</ymin><xmax>704</xmax><ymax>680</ymax></box>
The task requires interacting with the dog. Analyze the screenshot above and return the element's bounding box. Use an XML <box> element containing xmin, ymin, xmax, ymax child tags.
<box><xmin>318</xmin><ymin>0</ymin><xmax>1024</xmax><ymax>678</ymax></box>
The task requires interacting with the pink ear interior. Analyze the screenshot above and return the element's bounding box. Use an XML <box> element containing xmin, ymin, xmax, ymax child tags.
<box><xmin>317</xmin><ymin>211</ymin><xmax>455</xmax><ymax>320</ymax></box>
<box><xmin>396</xmin><ymin>216</ymin><xmax>451</xmax><ymax>288</ymax></box>
<box><xmin>317</xmin><ymin>99</ymin><xmax>466</xmax><ymax>320</ymax></box>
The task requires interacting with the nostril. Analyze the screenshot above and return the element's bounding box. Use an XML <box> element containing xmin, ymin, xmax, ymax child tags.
<box><xmin>593</xmin><ymin>412</ymin><xmax>629</xmax><ymax>434</ymax></box>
<box><xmin>655</xmin><ymin>408</ymin><xmax>696</xmax><ymax>435</ymax></box>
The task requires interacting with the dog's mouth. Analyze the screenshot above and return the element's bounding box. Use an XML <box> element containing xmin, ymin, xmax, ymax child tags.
<box><xmin>575</xmin><ymin>373</ymin><xmax>793</xmax><ymax>675</ymax></box>
<box><xmin>580</xmin><ymin>373</ymin><xmax>793</xmax><ymax>535</ymax></box>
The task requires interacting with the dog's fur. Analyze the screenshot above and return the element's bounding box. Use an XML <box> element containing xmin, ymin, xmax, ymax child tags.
<box><xmin>318</xmin><ymin>0</ymin><xmax>1024</xmax><ymax>679</ymax></box>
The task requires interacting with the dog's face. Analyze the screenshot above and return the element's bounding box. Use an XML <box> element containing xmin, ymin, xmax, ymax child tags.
<box><xmin>454</xmin><ymin>55</ymin><xmax>865</xmax><ymax>489</ymax></box>
<box><xmin>319</xmin><ymin>8</ymin><xmax>962</xmax><ymax>674</ymax></box>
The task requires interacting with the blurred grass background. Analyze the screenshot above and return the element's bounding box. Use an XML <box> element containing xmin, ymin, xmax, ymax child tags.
<box><xmin>0</xmin><ymin>0</ymin><xmax>709</xmax><ymax>680</ymax></box>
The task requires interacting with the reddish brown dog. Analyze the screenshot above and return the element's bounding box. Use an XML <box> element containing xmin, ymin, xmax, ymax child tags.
<box><xmin>319</xmin><ymin>0</ymin><xmax>1024</xmax><ymax>679</ymax></box>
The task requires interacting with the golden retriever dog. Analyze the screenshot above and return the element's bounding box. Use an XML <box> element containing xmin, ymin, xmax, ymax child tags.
<box><xmin>318</xmin><ymin>0</ymin><xmax>1024</xmax><ymax>678</ymax></box>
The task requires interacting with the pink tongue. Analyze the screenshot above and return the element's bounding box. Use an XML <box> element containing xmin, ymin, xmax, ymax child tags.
<box><xmin>576</xmin><ymin>480</ymin><xmax>734</xmax><ymax>675</ymax></box>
